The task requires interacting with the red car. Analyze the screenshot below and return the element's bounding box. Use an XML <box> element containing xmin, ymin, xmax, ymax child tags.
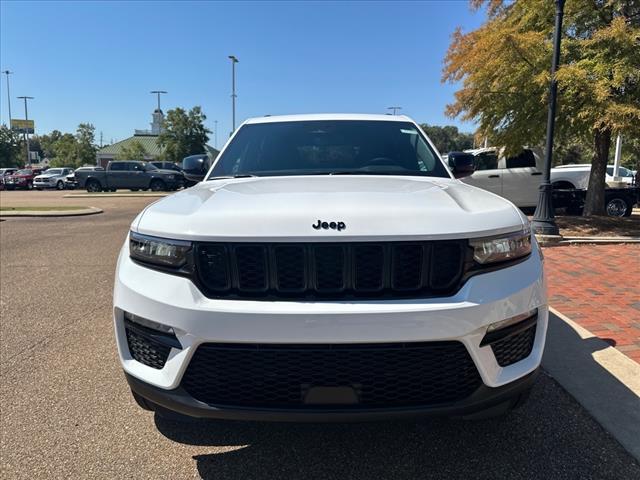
<box><xmin>4</xmin><ymin>169</ymin><xmax>38</xmax><ymax>190</ymax></box>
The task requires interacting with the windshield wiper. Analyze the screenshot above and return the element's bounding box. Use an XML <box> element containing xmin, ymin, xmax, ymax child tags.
<box><xmin>208</xmin><ymin>174</ymin><xmax>258</xmax><ymax>180</ymax></box>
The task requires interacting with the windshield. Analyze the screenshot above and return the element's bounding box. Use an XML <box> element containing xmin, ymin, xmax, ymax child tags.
<box><xmin>45</xmin><ymin>169</ymin><xmax>63</xmax><ymax>175</ymax></box>
<box><xmin>208</xmin><ymin>120</ymin><xmax>450</xmax><ymax>179</ymax></box>
<box><xmin>607</xmin><ymin>166</ymin><xmax>632</xmax><ymax>177</ymax></box>
<box><xmin>16</xmin><ymin>169</ymin><xmax>31</xmax><ymax>175</ymax></box>
<box><xmin>145</xmin><ymin>163</ymin><xmax>158</xmax><ymax>171</ymax></box>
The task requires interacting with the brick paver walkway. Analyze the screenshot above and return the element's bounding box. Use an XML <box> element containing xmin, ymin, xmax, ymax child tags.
<box><xmin>543</xmin><ymin>244</ymin><xmax>640</xmax><ymax>363</ymax></box>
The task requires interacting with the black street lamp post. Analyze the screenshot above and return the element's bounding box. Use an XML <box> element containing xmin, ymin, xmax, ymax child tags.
<box><xmin>532</xmin><ymin>0</ymin><xmax>565</xmax><ymax>236</ymax></box>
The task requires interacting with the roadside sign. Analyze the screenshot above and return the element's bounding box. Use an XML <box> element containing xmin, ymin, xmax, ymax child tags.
<box><xmin>11</xmin><ymin>119</ymin><xmax>35</xmax><ymax>134</ymax></box>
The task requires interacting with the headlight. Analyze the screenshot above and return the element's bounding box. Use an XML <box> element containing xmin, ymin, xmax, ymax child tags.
<box><xmin>470</xmin><ymin>228</ymin><xmax>532</xmax><ymax>264</ymax></box>
<box><xmin>129</xmin><ymin>232</ymin><xmax>191</xmax><ymax>267</ymax></box>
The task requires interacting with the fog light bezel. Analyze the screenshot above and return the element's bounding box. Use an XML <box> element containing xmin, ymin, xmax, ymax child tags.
<box><xmin>480</xmin><ymin>309</ymin><xmax>538</xmax><ymax>347</ymax></box>
<box><xmin>123</xmin><ymin>311</ymin><xmax>182</xmax><ymax>349</ymax></box>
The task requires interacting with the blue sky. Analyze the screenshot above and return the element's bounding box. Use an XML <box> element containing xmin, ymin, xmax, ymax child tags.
<box><xmin>0</xmin><ymin>0</ymin><xmax>485</xmax><ymax>146</ymax></box>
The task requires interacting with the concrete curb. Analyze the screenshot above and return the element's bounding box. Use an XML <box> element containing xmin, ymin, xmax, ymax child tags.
<box><xmin>534</xmin><ymin>234</ymin><xmax>564</xmax><ymax>246</ymax></box>
<box><xmin>0</xmin><ymin>206</ymin><xmax>103</xmax><ymax>217</ymax></box>
<box><xmin>560</xmin><ymin>236</ymin><xmax>640</xmax><ymax>245</ymax></box>
<box><xmin>63</xmin><ymin>193</ymin><xmax>168</xmax><ymax>198</ymax></box>
<box><xmin>543</xmin><ymin>307</ymin><xmax>640</xmax><ymax>461</ymax></box>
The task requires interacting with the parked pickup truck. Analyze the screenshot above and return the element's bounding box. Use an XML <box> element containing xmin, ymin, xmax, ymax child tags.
<box><xmin>75</xmin><ymin>161</ymin><xmax>182</xmax><ymax>192</ymax></box>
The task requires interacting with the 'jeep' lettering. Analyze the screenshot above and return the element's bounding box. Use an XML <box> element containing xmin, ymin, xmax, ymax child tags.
<box><xmin>313</xmin><ymin>220</ymin><xmax>346</xmax><ymax>231</ymax></box>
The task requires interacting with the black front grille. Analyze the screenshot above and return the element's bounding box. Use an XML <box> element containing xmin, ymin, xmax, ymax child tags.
<box><xmin>491</xmin><ymin>324</ymin><xmax>537</xmax><ymax>367</ymax></box>
<box><xmin>195</xmin><ymin>241</ymin><xmax>467</xmax><ymax>299</ymax></box>
<box><xmin>181</xmin><ymin>342</ymin><xmax>482</xmax><ymax>409</ymax></box>
<box><xmin>124</xmin><ymin>320</ymin><xmax>171</xmax><ymax>370</ymax></box>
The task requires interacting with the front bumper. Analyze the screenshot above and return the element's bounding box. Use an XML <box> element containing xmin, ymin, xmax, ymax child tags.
<box><xmin>114</xmin><ymin>238</ymin><xmax>547</xmax><ymax>417</ymax></box>
<box><xmin>126</xmin><ymin>367</ymin><xmax>539</xmax><ymax>421</ymax></box>
<box><xmin>34</xmin><ymin>180</ymin><xmax>56</xmax><ymax>188</ymax></box>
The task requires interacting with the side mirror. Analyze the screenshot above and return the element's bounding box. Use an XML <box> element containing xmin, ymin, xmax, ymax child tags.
<box><xmin>181</xmin><ymin>155</ymin><xmax>210</xmax><ymax>182</ymax></box>
<box><xmin>448</xmin><ymin>152</ymin><xmax>475</xmax><ymax>179</ymax></box>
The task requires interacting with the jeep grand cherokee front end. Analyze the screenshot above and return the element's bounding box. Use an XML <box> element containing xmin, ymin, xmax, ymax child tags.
<box><xmin>114</xmin><ymin>114</ymin><xmax>546</xmax><ymax>421</ymax></box>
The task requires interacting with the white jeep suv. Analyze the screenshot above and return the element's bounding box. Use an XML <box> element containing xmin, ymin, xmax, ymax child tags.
<box><xmin>114</xmin><ymin>114</ymin><xmax>546</xmax><ymax>421</ymax></box>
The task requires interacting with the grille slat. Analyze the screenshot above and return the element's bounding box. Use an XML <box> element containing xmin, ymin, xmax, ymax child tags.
<box><xmin>195</xmin><ymin>241</ymin><xmax>467</xmax><ymax>299</ymax></box>
<box><xmin>182</xmin><ymin>341</ymin><xmax>482</xmax><ymax>409</ymax></box>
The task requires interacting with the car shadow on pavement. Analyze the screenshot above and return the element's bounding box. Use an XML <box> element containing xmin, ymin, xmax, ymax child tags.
<box><xmin>154</xmin><ymin>368</ymin><xmax>640</xmax><ymax>479</ymax></box>
<box><xmin>541</xmin><ymin>311</ymin><xmax>640</xmax><ymax>461</ymax></box>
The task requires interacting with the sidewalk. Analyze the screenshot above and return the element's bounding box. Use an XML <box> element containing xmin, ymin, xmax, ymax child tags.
<box><xmin>543</xmin><ymin>244</ymin><xmax>640</xmax><ymax>363</ymax></box>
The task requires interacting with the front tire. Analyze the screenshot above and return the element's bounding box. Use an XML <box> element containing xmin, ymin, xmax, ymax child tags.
<box><xmin>56</xmin><ymin>180</ymin><xmax>65</xmax><ymax>190</ymax></box>
<box><xmin>26</xmin><ymin>182</ymin><xmax>33</xmax><ymax>190</ymax></box>
<box><xmin>149</xmin><ymin>179</ymin><xmax>166</xmax><ymax>192</ymax></box>
<box><xmin>86</xmin><ymin>180</ymin><xmax>102</xmax><ymax>193</ymax></box>
<box><xmin>606</xmin><ymin>197</ymin><xmax>629</xmax><ymax>217</ymax></box>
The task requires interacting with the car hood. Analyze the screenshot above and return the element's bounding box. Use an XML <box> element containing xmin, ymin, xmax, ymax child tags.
<box><xmin>134</xmin><ymin>176</ymin><xmax>527</xmax><ymax>241</ymax></box>
<box><xmin>35</xmin><ymin>174</ymin><xmax>60</xmax><ymax>179</ymax></box>
<box><xmin>155</xmin><ymin>169</ymin><xmax>180</xmax><ymax>175</ymax></box>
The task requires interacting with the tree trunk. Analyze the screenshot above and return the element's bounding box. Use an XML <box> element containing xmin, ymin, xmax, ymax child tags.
<box><xmin>583</xmin><ymin>127</ymin><xmax>611</xmax><ymax>216</ymax></box>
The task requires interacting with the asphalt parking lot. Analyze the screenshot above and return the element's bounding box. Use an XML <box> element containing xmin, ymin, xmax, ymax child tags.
<box><xmin>1</xmin><ymin>190</ymin><xmax>639</xmax><ymax>479</ymax></box>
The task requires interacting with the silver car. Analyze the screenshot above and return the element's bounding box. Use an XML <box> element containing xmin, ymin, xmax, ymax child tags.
<box><xmin>34</xmin><ymin>168</ymin><xmax>74</xmax><ymax>190</ymax></box>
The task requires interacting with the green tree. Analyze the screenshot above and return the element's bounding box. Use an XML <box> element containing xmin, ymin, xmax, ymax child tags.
<box><xmin>115</xmin><ymin>140</ymin><xmax>148</xmax><ymax>161</ymax></box>
<box><xmin>443</xmin><ymin>0</ymin><xmax>640</xmax><ymax>215</ymax></box>
<box><xmin>48</xmin><ymin>133</ymin><xmax>79</xmax><ymax>167</ymax></box>
<box><xmin>38</xmin><ymin>130</ymin><xmax>64</xmax><ymax>159</ymax></box>
<box><xmin>157</xmin><ymin>106</ymin><xmax>210</xmax><ymax>162</ymax></box>
<box><xmin>0</xmin><ymin>125</ymin><xmax>23</xmax><ymax>167</ymax></box>
<box><xmin>420</xmin><ymin>124</ymin><xmax>475</xmax><ymax>153</ymax></box>
<box><xmin>75</xmin><ymin>123</ymin><xmax>97</xmax><ymax>166</ymax></box>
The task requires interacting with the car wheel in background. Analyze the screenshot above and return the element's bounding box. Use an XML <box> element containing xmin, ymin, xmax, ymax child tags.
<box><xmin>57</xmin><ymin>181</ymin><xmax>65</xmax><ymax>190</ymax></box>
<box><xmin>86</xmin><ymin>180</ymin><xmax>102</xmax><ymax>193</ymax></box>
<box><xmin>552</xmin><ymin>181</ymin><xmax>575</xmax><ymax>190</ymax></box>
<box><xmin>149</xmin><ymin>179</ymin><xmax>166</xmax><ymax>192</ymax></box>
<box><xmin>606</xmin><ymin>197</ymin><xmax>629</xmax><ymax>217</ymax></box>
<box><xmin>27</xmin><ymin>182</ymin><xmax>33</xmax><ymax>190</ymax></box>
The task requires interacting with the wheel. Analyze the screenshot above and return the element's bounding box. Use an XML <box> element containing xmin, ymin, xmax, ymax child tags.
<box><xmin>26</xmin><ymin>182</ymin><xmax>33</xmax><ymax>190</ymax></box>
<box><xmin>566</xmin><ymin>205</ymin><xmax>583</xmax><ymax>216</ymax></box>
<box><xmin>606</xmin><ymin>197</ymin><xmax>629</xmax><ymax>217</ymax></box>
<box><xmin>36</xmin><ymin>188</ymin><xmax>43</xmax><ymax>191</ymax></box>
<box><xmin>130</xmin><ymin>189</ymin><xmax>139</xmax><ymax>192</ymax></box>
<box><xmin>149</xmin><ymin>179</ymin><xmax>166</xmax><ymax>192</ymax></box>
<box><xmin>552</xmin><ymin>181</ymin><xmax>575</xmax><ymax>190</ymax></box>
<box><xmin>56</xmin><ymin>180</ymin><xmax>65</xmax><ymax>190</ymax></box>
<box><xmin>86</xmin><ymin>180</ymin><xmax>102</xmax><ymax>193</ymax></box>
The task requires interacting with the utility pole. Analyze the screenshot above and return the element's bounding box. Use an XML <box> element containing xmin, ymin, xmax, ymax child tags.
<box><xmin>2</xmin><ymin>70</ymin><xmax>12</xmax><ymax>126</ymax></box>
<box><xmin>531</xmin><ymin>0</ymin><xmax>565</xmax><ymax>236</ymax></box>
<box><xmin>214</xmin><ymin>120</ymin><xmax>218</xmax><ymax>149</ymax></box>
<box><xmin>100</xmin><ymin>131</ymin><xmax>103</xmax><ymax>148</ymax></box>
<box><xmin>17</xmin><ymin>96</ymin><xmax>34</xmax><ymax>166</ymax></box>
<box><xmin>387</xmin><ymin>106</ymin><xmax>402</xmax><ymax>115</ymax></box>
<box><xmin>150</xmin><ymin>90</ymin><xmax>167</xmax><ymax>111</ymax></box>
<box><xmin>228</xmin><ymin>55</ymin><xmax>239</xmax><ymax>134</ymax></box>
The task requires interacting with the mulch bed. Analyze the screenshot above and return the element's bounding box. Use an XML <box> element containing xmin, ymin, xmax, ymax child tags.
<box><xmin>553</xmin><ymin>213</ymin><xmax>640</xmax><ymax>237</ymax></box>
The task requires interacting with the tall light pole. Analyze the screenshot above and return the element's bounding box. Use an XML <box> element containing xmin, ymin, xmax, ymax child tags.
<box><xmin>387</xmin><ymin>106</ymin><xmax>402</xmax><ymax>115</ymax></box>
<box><xmin>228</xmin><ymin>55</ymin><xmax>239</xmax><ymax>134</ymax></box>
<box><xmin>17</xmin><ymin>96</ymin><xmax>34</xmax><ymax>166</ymax></box>
<box><xmin>150</xmin><ymin>90</ymin><xmax>167</xmax><ymax>111</ymax></box>
<box><xmin>531</xmin><ymin>0</ymin><xmax>564</xmax><ymax>236</ymax></box>
<box><xmin>2</xmin><ymin>70</ymin><xmax>12</xmax><ymax>126</ymax></box>
<box><xmin>214</xmin><ymin>120</ymin><xmax>218</xmax><ymax>149</ymax></box>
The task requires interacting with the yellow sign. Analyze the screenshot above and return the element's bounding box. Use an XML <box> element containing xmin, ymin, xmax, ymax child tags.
<box><xmin>11</xmin><ymin>119</ymin><xmax>35</xmax><ymax>133</ymax></box>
